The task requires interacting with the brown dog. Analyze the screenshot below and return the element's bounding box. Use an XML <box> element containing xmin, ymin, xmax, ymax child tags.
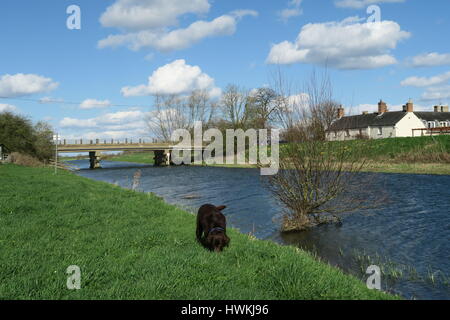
<box><xmin>196</xmin><ymin>204</ymin><xmax>230</xmax><ymax>252</ymax></box>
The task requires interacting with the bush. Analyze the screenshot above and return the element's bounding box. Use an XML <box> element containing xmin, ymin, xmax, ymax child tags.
<box><xmin>7</xmin><ymin>152</ymin><xmax>43</xmax><ymax>167</ymax></box>
<box><xmin>0</xmin><ymin>111</ymin><xmax>54</xmax><ymax>161</ymax></box>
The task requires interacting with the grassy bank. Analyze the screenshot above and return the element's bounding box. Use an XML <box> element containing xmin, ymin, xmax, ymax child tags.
<box><xmin>0</xmin><ymin>164</ymin><xmax>394</xmax><ymax>299</ymax></box>
<box><xmin>201</xmin><ymin>136</ymin><xmax>450</xmax><ymax>175</ymax></box>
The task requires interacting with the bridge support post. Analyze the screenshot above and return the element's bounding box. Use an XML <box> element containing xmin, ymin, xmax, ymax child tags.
<box><xmin>153</xmin><ymin>150</ymin><xmax>171</xmax><ymax>167</ymax></box>
<box><xmin>89</xmin><ymin>151</ymin><xmax>101</xmax><ymax>169</ymax></box>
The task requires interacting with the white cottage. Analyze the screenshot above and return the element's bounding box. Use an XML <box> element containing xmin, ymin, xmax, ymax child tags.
<box><xmin>326</xmin><ymin>100</ymin><xmax>450</xmax><ymax>141</ymax></box>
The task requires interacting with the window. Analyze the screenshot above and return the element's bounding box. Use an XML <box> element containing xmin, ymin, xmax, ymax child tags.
<box><xmin>345</xmin><ymin>130</ymin><xmax>350</xmax><ymax>137</ymax></box>
<box><xmin>377</xmin><ymin>127</ymin><xmax>383</xmax><ymax>135</ymax></box>
<box><xmin>428</xmin><ymin>122</ymin><xmax>436</xmax><ymax>128</ymax></box>
<box><xmin>334</xmin><ymin>131</ymin><xmax>337</xmax><ymax>137</ymax></box>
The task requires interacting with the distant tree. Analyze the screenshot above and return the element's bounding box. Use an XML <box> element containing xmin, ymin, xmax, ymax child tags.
<box><xmin>147</xmin><ymin>90</ymin><xmax>217</xmax><ymax>142</ymax></box>
<box><xmin>0</xmin><ymin>111</ymin><xmax>54</xmax><ymax>161</ymax></box>
<box><xmin>220</xmin><ymin>84</ymin><xmax>252</xmax><ymax>130</ymax></box>
<box><xmin>33</xmin><ymin>121</ymin><xmax>54</xmax><ymax>160</ymax></box>
<box><xmin>0</xmin><ymin>111</ymin><xmax>36</xmax><ymax>155</ymax></box>
<box><xmin>248</xmin><ymin>87</ymin><xmax>279</xmax><ymax>129</ymax></box>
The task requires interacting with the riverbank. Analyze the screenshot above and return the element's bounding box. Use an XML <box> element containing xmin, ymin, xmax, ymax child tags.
<box><xmin>0</xmin><ymin>164</ymin><xmax>394</xmax><ymax>299</ymax></box>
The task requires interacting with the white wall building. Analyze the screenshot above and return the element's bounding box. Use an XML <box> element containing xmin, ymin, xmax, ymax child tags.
<box><xmin>326</xmin><ymin>100</ymin><xmax>450</xmax><ymax>141</ymax></box>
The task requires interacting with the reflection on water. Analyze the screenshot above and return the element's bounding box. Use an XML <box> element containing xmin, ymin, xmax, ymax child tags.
<box><xmin>70</xmin><ymin>160</ymin><xmax>450</xmax><ymax>300</ymax></box>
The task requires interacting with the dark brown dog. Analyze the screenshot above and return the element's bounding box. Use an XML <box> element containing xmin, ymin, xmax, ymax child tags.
<box><xmin>196</xmin><ymin>204</ymin><xmax>230</xmax><ymax>252</ymax></box>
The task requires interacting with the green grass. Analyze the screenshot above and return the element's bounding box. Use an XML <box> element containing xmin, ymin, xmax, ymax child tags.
<box><xmin>200</xmin><ymin>136</ymin><xmax>450</xmax><ymax>175</ymax></box>
<box><xmin>61</xmin><ymin>152</ymin><xmax>155</xmax><ymax>164</ymax></box>
<box><xmin>327</xmin><ymin>135</ymin><xmax>450</xmax><ymax>160</ymax></box>
<box><xmin>0</xmin><ymin>164</ymin><xmax>395</xmax><ymax>300</ymax></box>
<box><xmin>108</xmin><ymin>151</ymin><xmax>154</xmax><ymax>164</ymax></box>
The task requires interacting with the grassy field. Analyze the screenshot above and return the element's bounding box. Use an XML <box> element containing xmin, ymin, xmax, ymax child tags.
<box><xmin>0</xmin><ymin>164</ymin><xmax>395</xmax><ymax>300</ymax></box>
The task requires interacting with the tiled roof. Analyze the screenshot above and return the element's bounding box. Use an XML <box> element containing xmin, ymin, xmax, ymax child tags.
<box><xmin>414</xmin><ymin>112</ymin><xmax>450</xmax><ymax>122</ymax></box>
<box><xmin>327</xmin><ymin>112</ymin><xmax>407</xmax><ymax>131</ymax></box>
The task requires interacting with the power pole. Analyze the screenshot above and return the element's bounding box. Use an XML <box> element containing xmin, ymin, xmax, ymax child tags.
<box><xmin>53</xmin><ymin>133</ymin><xmax>60</xmax><ymax>174</ymax></box>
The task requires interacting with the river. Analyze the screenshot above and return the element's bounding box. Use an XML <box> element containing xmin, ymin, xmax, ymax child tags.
<box><xmin>69</xmin><ymin>160</ymin><xmax>450</xmax><ymax>300</ymax></box>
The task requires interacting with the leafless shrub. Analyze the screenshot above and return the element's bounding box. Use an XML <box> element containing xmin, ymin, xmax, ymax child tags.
<box><xmin>7</xmin><ymin>152</ymin><xmax>43</xmax><ymax>167</ymax></box>
<box><xmin>264</xmin><ymin>69</ymin><xmax>385</xmax><ymax>232</ymax></box>
<box><xmin>265</xmin><ymin>141</ymin><xmax>384</xmax><ymax>232</ymax></box>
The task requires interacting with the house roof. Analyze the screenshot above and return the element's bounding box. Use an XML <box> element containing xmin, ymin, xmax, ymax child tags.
<box><xmin>328</xmin><ymin>112</ymin><xmax>408</xmax><ymax>131</ymax></box>
<box><xmin>414</xmin><ymin>112</ymin><xmax>450</xmax><ymax>122</ymax></box>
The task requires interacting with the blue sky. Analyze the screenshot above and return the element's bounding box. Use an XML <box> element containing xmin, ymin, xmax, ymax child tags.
<box><xmin>0</xmin><ymin>0</ymin><xmax>449</xmax><ymax>140</ymax></box>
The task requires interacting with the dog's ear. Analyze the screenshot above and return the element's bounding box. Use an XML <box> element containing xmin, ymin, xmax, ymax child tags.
<box><xmin>216</xmin><ymin>205</ymin><xmax>226</xmax><ymax>211</ymax></box>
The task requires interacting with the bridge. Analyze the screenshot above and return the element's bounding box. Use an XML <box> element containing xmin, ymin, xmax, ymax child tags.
<box><xmin>57</xmin><ymin>138</ymin><xmax>204</xmax><ymax>169</ymax></box>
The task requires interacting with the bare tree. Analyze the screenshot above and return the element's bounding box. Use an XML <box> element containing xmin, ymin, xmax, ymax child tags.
<box><xmin>270</xmin><ymin>68</ymin><xmax>340</xmax><ymax>142</ymax></box>
<box><xmin>147</xmin><ymin>90</ymin><xmax>216</xmax><ymax>142</ymax></box>
<box><xmin>220</xmin><ymin>84</ymin><xmax>251</xmax><ymax>130</ymax></box>
<box><xmin>146</xmin><ymin>94</ymin><xmax>189</xmax><ymax>142</ymax></box>
<box><xmin>303</xmin><ymin>70</ymin><xmax>340</xmax><ymax>141</ymax></box>
<box><xmin>265</xmin><ymin>141</ymin><xmax>383</xmax><ymax>232</ymax></box>
<box><xmin>186</xmin><ymin>89</ymin><xmax>217</xmax><ymax>131</ymax></box>
<box><xmin>264</xmin><ymin>69</ymin><xmax>385</xmax><ymax>232</ymax></box>
<box><xmin>248</xmin><ymin>87</ymin><xmax>279</xmax><ymax>129</ymax></box>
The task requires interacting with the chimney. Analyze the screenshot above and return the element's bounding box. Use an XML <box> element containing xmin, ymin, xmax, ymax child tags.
<box><xmin>337</xmin><ymin>106</ymin><xmax>345</xmax><ymax>118</ymax></box>
<box><xmin>405</xmin><ymin>99</ymin><xmax>413</xmax><ymax>112</ymax></box>
<box><xmin>362</xmin><ymin>111</ymin><xmax>369</xmax><ymax>115</ymax></box>
<box><xmin>442</xmin><ymin>105</ymin><xmax>449</xmax><ymax>112</ymax></box>
<box><xmin>434</xmin><ymin>105</ymin><xmax>440</xmax><ymax>112</ymax></box>
<box><xmin>378</xmin><ymin>100</ymin><xmax>387</xmax><ymax>114</ymax></box>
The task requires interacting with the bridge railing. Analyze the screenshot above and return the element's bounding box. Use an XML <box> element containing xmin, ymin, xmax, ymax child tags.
<box><xmin>58</xmin><ymin>138</ymin><xmax>163</xmax><ymax>145</ymax></box>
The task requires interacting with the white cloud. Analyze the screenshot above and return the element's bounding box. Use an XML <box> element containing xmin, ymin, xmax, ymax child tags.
<box><xmin>80</xmin><ymin>99</ymin><xmax>112</xmax><ymax>109</ymax></box>
<box><xmin>400</xmin><ymin>71</ymin><xmax>450</xmax><ymax>87</ymax></box>
<box><xmin>421</xmin><ymin>86</ymin><xmax>450</xmax><ymax>101</ymax></box>
<box><xmin>98</xmin><ymin>12</ymin><xmax>256</xmax><ymax>52</ymax></box>
<box><xmin>335</xmin><ymin>0</ymin><xmax>405</xmax><ymax>9</ymax></box>
<box><xmin>407</xmin><ymin>52</ymin><xmax>450</xmax><ymax>67</ymax></box>
<box><xmin>279</xmin><ymin>9</ymin><xmax>302</xmax><ymax>21</ymax></box>
<box><xmin>39</xmin><ymin>97</ymin><xmax>64</xmax><ymax>104</ymax></box>
<box><xmin>99</xmin><ymin>0</ymin><xmax>257</xmax><ymax>52</ymax></box>
<box><xmin>121</xmin><ymin>59</ymin><xmax>221</xmax><ymax>97</ymax></box>
<box><xmin>267</xmin><ymin>17</ymin><xmax>410</xmax><ymax>70</ymax></box>
<box><xmin>59</xmin><ymin>109</ymin><xmax>151</xmax><ymax>140</ymax></box>
<box><xmin>0</xmin><ymin>73</ymin><xmax>59</xmax><ymax>98</ymax></box>
<box><xmin>278</xmin><ymin>0</ymin><xmax>303</xmax><ymax>22</ymax></box>
<box><xmin>0</xmin><ymin>103</ymin><xmax>18</xmax><ymax>113</ymax></box>
<box><xmin>100</xmin><ymin>0</ymin><xmax>211</xmax><ymax>31</ymax></box>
